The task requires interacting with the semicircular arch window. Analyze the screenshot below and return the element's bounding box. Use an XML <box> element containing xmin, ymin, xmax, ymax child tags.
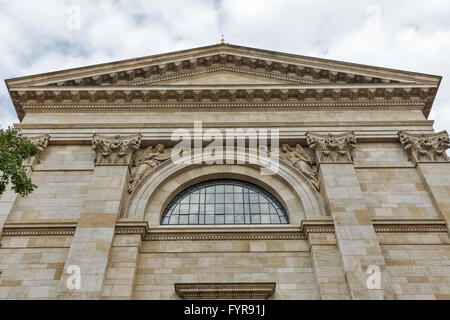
<box><xmin>161</xmin><ymin>179</ymin><xmax>289</xmax><ymax>225</ymax></box>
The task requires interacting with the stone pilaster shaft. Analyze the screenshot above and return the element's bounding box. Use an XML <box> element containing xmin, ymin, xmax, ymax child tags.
<box><xmin>399</xmin><ymin>130</ymin><xmax>450</xmax><ymax>235</ymax></box>
<box><xmin>308</xmin><ymin>233</ymin><xmax>351</xmax><ymax>299</ymax></box>
<box><xmin>57</xmin><ymin>134</ymin><xmax>141</xmax><ymax>299</ymax></box>
<box><xmin>101</xmin><ymin>235</ymin><xmax>142</xmax><ymax>299</ymax></box>
<box><xmin>0</xmin><ymin>134</ymin><xmax>50</xmax><ymax>235</ymax></box>
<box><xmin>307</xmin><ymin>132</ymin><xmax>394</xmax><ymax>300</ymax></box>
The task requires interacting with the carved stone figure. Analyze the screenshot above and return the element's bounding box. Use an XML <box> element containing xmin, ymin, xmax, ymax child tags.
<box><xmin>398</xmin><ymin>130</ymin><xmax>449</xmax><ymax>163</ymax></box>
<box><xmin>306</xmin><ymin>132</ymin><xmax>356</xmax><ymax>163</ymax></box>
<box><xmin>92</xmin><ymin>133</ymin><xmax>142</xmax><ymax>165</ymax></box>
<box><xmin>128</xmin><ymin>144</ymin><xmax>181</xmax><ymax>193</ymax></box>
<box><xmin>279</xmin><ymin>144</ymin><xmax>320</xmax><ymax>191</ymax></box>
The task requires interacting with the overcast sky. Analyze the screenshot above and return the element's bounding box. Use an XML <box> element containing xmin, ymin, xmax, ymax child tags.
<box><xmin>1</xmin><ymin>0</ymin><xmax>449</xmax><ymax>132</ymax></box>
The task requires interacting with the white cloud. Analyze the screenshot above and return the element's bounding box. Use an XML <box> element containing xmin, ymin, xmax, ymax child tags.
<box><xmin>0</xmin><ymin>0</ymin><xmax>449</xmax><ymax>133</ymax></box>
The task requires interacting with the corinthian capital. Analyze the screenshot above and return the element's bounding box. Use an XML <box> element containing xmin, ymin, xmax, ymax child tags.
<box><xmin>29</xmin><ymin>134</ymin><xmax>51</xmax><ymax>152</ymax></box>
<box><xmin>92</xmin><ymin>133</ymin><xmax>142</xmax><ymax>165</ymax></box>
<box><xmin>306</xmin><ymin>132</ymin><xmax>356</xmax><ymax>164</ymax></box>
<box><xmin>398</xmin><ymin>131</ymin><xmax>449</xmax><ymax>164</ymax></box>
<box><xmin>23</xmin><ymin>134</ymin><xmax>51</xmax><ymax>166</ymax></box>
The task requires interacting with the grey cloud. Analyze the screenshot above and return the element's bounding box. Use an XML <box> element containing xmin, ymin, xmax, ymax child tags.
<box><xmin>0</xmin><ymin>0</ymin><xmax>448</xmax><ymax>133</ymax></box>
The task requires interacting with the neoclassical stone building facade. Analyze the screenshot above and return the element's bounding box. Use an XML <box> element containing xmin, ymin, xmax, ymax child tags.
<box><xmin>1</xmin><ymin>43</ymin><xmax>449</xmax><ymax>300</ymax></box>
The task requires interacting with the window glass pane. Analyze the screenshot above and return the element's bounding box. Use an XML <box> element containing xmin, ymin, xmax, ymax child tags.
<box><xmin>225</xmin><ymin>203</ymin><xmax>234</xmax><ymax>214</ymax></box>
<box><xmin>225</xmin><ymin>193</ymin><xmax>233</xmax><ymax>203</ymax></box>
<box><xmin>205</xmin><ymin>204</ymin><xmax>214</xmax><ymax>214</ymax></box>
<box><xmin>250</xmin><ymin>203</ymin><xmax>259</xmax><ymax>213</ymax></box>
<box><xmin>215</xmin><ymin>193</ymin><xmax>225</xmax><ymax>203</ymax></box>
<box><xmin>161</xmin><ymin>179</ymin><xmax>288</xmax><ymax>225</ymax></box>
<box><xmin>179</xmin><ymin>215</ymin><xmax>188</xmax><ymax>224</ymax></box>
<box><xmin>205</xmin><ymin>215</ymin><xmax>214</xmax><ymax>224</ymax></box>
<box><xmin>206</xmin><ymin>194</ymin><xmax>215</xmax><ymax>203</ymax></box>
<box><xmin>189</xmin><ymin>204</ymin><xmax>198</xmax><ymax>213</ymax></box>
<box><xmin>179</xmin><ymin>204</ymin><xmax>189</xmax><ymax>215</ymax></box>
<box><xmin>215</xmin><ymin>215</ymin><xmax>225</xmax><ymax>224</ymax></box>
<box><xmin>216</xmin><ymin>203</ymin><xmax>225</xmax><ymax>214</ymax></box>
<box><xmin>260</xmin><ymin>203</ymin><xmax>269</xmax><ymax>213</ymax></box>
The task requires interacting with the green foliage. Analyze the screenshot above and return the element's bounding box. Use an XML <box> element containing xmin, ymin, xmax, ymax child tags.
<box><xmin>0</xmin><ymin>127</ymin><xmax>38</xmax><ymax>197</ymax></box>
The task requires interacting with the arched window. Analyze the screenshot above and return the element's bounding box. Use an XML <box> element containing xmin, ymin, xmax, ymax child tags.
<box><xmin>161</xmin><ymin>179</ymin><xmax>289</xmax><ymax>225</ymax></box>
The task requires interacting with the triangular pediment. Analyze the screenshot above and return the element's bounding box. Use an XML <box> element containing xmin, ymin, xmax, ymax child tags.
<box><xmin>6</xmin><ymin>43</ymin><xmax>441</xmax><ymax>120</ymax></box>
<box><xmin>6</xmin><ymin>43</ymin><xmax>441</xmax><ymax>89</ymax></box>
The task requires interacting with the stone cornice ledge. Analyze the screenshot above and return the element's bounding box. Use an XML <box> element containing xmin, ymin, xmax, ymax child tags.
<box><xmin>371</xmin><ymin>218</ymin><xmax>448</xmax><ymax>233</ymax></box>
<box><xmin>174</xmin><ymin>282</ymin><xmax>276</xmax><ymax>300</ymax></box>
<box><xmin>1</xmin><ymin>219</ymin><xmax>447</xmax><ymax>238</ymax></box>
<box><xmin>1</xmin><ymin>221</ymin><xmax>77</xmax><ymax>237</ymax></box>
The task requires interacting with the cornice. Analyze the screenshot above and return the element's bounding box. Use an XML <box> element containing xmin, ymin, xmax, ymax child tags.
<box><xmin>6</xmin><ymin>44</ymin><xmax>440</xmax><ymax>88</ymax></box>
<box><xmin>1</xmin><ymin>219</ymin><xmax>446</xmax><ymax>239</ymax></box>
<box><xmin>14</xmin><ymin>120</ymin><xmax>435</xmax><ymax>130</ymax></box>
<box><xmin>1</xmin><ymin>222</ymin><xmax>77</xmax><ymax>237</ymax></box>
<box><xmin>371</xmin><ymin>218</ymin><xmax>448</xmax><ymax>233</ymax></box>
<box><xmin>8</xmin><ymin>81</ymin><xmax>438</xmax><ymax>121</ymax></box>
<box><xmin>7</xmin><ymin>52</ymin><xmax>415</xmax><ymax>88</ymax></box>
<box><xmin>7</xmin><ymin>44</ymin><xmax>441</xmax><ymax>121</ymax></box>
<box><xmin>174</xmin><ymin>282</ymin><xmax>276</xmax><ymax>300</ymax></box>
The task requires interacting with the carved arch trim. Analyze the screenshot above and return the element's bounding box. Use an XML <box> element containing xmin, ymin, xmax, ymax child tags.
<box><xmin>122</xmin><ymin>151</ymin><xmax>327</xmax><ymax>226</ymax></box>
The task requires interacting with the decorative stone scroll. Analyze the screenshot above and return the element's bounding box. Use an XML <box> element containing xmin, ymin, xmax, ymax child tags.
<box><xmin>306</xmin><ymin>131</ymin><xmax>356</xmax><ymax>164</ymax></box>
<box><xmin>128</xmin><ymin>144</ymin><xmax>182</xmax><ymax>193</ymax></box>
<box><xmin>398</xmin><ymin>130</ymin><xmax>449</xmax><ymax>164</ymax></box>
<box><xmin>279</xmin><ymin>144</ymin><xmax>320</xmax><ymax>190</ymax></box>
<box><xmin>92</xmin><ymin>133</ymin><xmax>142</xmax><ymax>166</ymax></box>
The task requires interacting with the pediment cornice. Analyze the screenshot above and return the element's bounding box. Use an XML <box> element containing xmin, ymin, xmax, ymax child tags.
<box><xmin>7</xmin><ymin>44</ymin><xmax>440</xmax><ymax>87</ymax></box>
<box><xmin>9</xmin><ymin>83</ymin><xmax>438</xmax><ymax>120</ymax></box>
<box><xmin>6</xmin><ymin>43</ymin><xmax>441</xmax><ymax>120</ymax></box>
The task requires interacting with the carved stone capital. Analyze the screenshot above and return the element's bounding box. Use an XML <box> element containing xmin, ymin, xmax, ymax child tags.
<box><xmin>92</xmin><ymin>133</ymin><xmax>142</xmax><ymax>166</ymax></box>
<box><xmin>24</xmin><ymin>134</ymin><xmax>51</xmax><ymax>166</ymax></box>
<box><xmin>29</xmin><ymin>134</ymin><xmax>50</xmax><ymax>152</ymax></box>
<box><xmin>398</xmin><ymin>130</ymin><xmax>449</xmax><ymax>164</ymax></box>
<box><xmin>306</xmin><ymin>131</ymin><xmax>356</xmax><ymax>164</ymax></box>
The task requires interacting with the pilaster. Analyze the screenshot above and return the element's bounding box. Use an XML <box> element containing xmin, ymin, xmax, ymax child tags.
<box><xmin>56</xmin><ymin>133</ymin><xmax>141</xmax><ymax>299</ymax></box>
<box><xmin>306</xmin><ymin>131</ymin><xmax>394</xmax><ymax>300</ymax></box>
<box><xmin>398</xmin><ymin>130</ymin><xmax>450</xmax><ymax>235</ymax></box>
<box><xmin>307</xmin><ymin>231</ymin><xmax>351</xmax><ymax>299</ymax></box>
<box><xmin>101</xmin><ymin>234</ymin><xmax>142</xmax><ymax>299</ymax></box>
<box><xmin>0</xmin><ymin>134</ymin><xmax>50</xmax><ymax>235</ymax></box>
